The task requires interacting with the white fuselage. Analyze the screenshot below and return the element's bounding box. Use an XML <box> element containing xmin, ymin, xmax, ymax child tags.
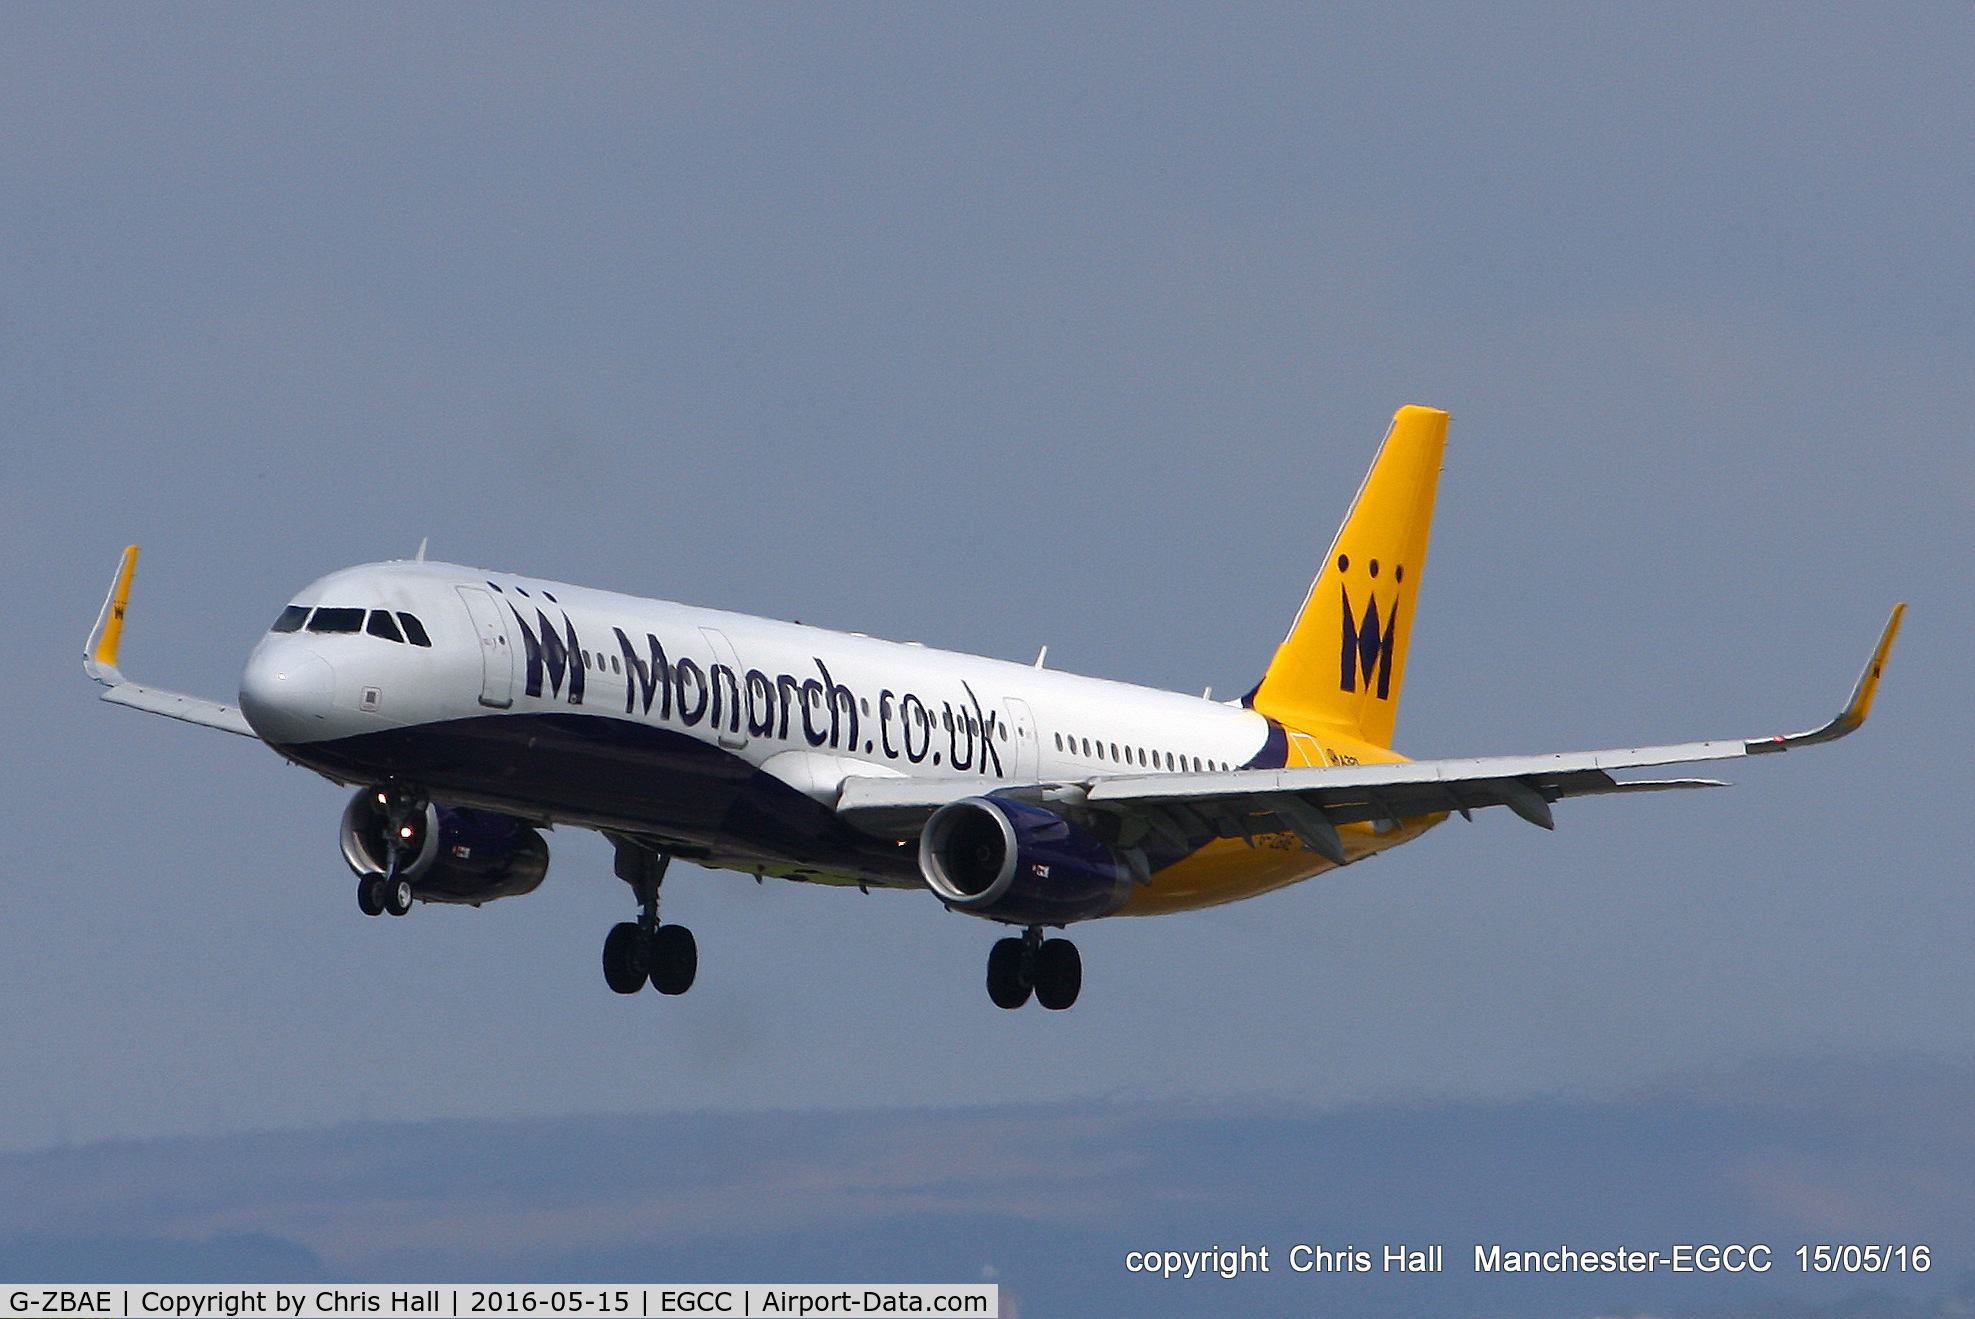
<box><xmin>238</xmin><ymin>560</ymin><xmax>1276</xmax><ymax>880</ymax></box>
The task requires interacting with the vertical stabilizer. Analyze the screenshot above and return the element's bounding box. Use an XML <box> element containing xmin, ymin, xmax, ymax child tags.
<box><xmin>1250</xmin><ymin>406</ymin><xmax>1447</xmax><ymax>748</ymax></box>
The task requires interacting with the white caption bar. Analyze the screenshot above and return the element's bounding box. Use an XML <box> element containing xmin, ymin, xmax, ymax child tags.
<box><xmin>2</xmin><ymin>1287</ymin><xmax>997</xmax><ymax>1319</ymax></box>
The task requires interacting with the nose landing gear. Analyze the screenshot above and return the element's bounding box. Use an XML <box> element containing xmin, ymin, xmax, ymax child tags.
<box><xmin>355</xmin><ymin>788</ymin><xmax>423</xmax><ymax>918</ymax></box>
<box><xmin>603</xmin><ymin>840</ymin><xmax>697</xmax><ymax>997</ymax></box>
<box><xmin>986</xmin><ymin>926</ymin><xmax>1081</xmax><ymax>1010</ymax></box>
<box><xmin>358</xmin><ymin>873</ymin><xmax>413</xmax><ymax>917</ymax></box>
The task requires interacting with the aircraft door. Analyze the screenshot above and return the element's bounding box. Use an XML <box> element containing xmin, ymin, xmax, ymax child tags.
<box><xmin>457</xmin><ymin>586</ymin><xmax>514</xmax><ymax>709</ymax></box>
<box><xmin>1003</xmin><ymin>697</ymin><xmax>1041</xmax><ymax>782</ymax></box>
<box><xmin>700</xmin><ymin>627</ymin><xmax>749</xmax><ymax>750</ymax></box>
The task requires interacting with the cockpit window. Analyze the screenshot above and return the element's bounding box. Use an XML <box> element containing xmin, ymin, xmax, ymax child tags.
<box><xmin>397</xmin><ymin>612</ymin><xmax>432</xmax><ymax>647</ymax></box>
<box><xmin>366</xmin><ymin>610</ymin><xmax>404</xmax><ymax>642</ymax></box>
<box><xmin>306</xmin><ymin>607</ymin><xmax>366</xmax><ymax>634</ymax></box>
<box><xmin>270</xmin><ymin>605</ymin><xmax>310</xmax><ymax>633</ymax></box>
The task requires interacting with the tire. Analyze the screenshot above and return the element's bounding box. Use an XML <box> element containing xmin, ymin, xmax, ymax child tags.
<box><xmin>650</xmin><ymin>924</ymin><xmax>698</xmax><ymax>996</ymax></box>
<box><xmin>986</xmin><ymin>937</ymin><xmax>1031</xmax><ymax>1009</ymax></box>
<box><xmin>356</xmin><ymin>875</ymin><xmax>385</xmax><ymax>917</ymax></box>
<box><xmin>383</xmin><ymin>876</ymin><xmax>415</xmax><ymax>917</ymax></box>
<box><xmin>1033</xmin><ymin>938</ymin><xmax>1081</xmax><ymax>1010</ymax></box>
<box><xmin>602</xmin><ymin>922</ymin><xmax>648</xmax><ymax>994</ymax></box>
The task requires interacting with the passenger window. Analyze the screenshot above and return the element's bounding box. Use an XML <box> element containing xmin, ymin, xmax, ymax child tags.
<box><xmin>1137</xmin><ymin>748</ymin><xmax>1146</xmax><ymax>766</ymax></box>
<box><xmin>1192</xmin><ymin>757</ymin><xmax>1202</xmax><ymax>772</ymax></box>
<box><xmin>1082</xmin><ymin>738</ymin><xmax>1091</xmax><ymax>757</ymax></box>
<box><xmin>1166</xmin><ymin>751</ymin><xmax>1175</xmax><ymax>770</ymax></box>
<box><xmin>306</xmin><ymin>607</ymin><xmax>365</xmax><ymax>634</ymax></box>
<box><xmin>396</xmin><ymin>613</ymin><xmax>432</xmax><ymax>647</ymax></box>
<box><xmin>1110</xmin><ymin>743</ymin><xmax>1119</xmax><ymax>761</ymax></box>
<box><xmin>1054</xmin><ymin>733</ymin><xmax>1062</xmax><ymax>751</ymax></box>
<box><xmin>611</xmin><ymin>655</ymin><xmax>621</xmax><ymax>674</ymax></box>
<box><xmin>270</xmin><ymin>605</ymin><xmax>309</xmax><ymax>633</ymax></box>
<box><xmin>582</xmin><ymin>651</ymin><xmax>592</xmax><ymax>670</ymax></box>
<box><xmin>366</xmin><ymin>610</ymin><xmax>404</xmax><ymax>642</ymax></box>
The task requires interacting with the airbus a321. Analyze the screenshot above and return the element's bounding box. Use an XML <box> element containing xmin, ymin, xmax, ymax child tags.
<box><xmin>83</xmin><ymin>407</ymin><xmax>1902</xmax><ymax>1009</ymax></box>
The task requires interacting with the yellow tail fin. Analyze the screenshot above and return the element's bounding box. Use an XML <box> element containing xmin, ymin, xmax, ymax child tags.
<box><xmin>1251</xmin><ymin>406</ymin><xmax>1447</xmax><ymax>749</ymax></box>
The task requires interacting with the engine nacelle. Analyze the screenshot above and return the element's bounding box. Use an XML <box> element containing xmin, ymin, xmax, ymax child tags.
<box><xmin>340</xmin><ymin>789</ymin><xmax>549</xmax><ymax>906</ymax></box>
<box><xmin>919</xmin><ymin>796</ymin><xmax>1131</xmax><ymax>926</ymax></box>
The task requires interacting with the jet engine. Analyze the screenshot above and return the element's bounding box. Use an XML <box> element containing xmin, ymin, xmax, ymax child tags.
<box><xmin>919</xmin><ymin>796</ymin><xmax>1132</xmax><ymax>925</ymax></box>
<box><xmin>340</xmin><ymin>788</ymin><xmax>549</xmax><ymax>906</ymax></box>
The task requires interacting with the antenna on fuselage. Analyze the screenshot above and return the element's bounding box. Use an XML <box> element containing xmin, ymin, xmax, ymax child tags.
<box><xmin>415</xmin><ymin>537</ymin><xmax>428</xmax><ymax>562</ymax></box>
<box><xmin>1033</xmin><ymin>645</ymin><xmax>1048</xmax><ymax>669</ymax></box>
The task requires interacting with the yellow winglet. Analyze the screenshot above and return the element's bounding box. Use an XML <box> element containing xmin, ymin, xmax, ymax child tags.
<box><xmin>84</xmin><ymin>544</ymin><xmax>139</xmax><ymax>686</ymax></box>
<box><xmin>1748</xmin><ymin>603</ymin><xmax>1904</xmax><ymax>752</ymax></box>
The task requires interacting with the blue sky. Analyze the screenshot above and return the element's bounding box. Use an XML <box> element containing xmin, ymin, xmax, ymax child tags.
<box><xmin>2</xmin><ymin>4</ymin><xmax>1972</xmax><ymax>1151</ymax></box>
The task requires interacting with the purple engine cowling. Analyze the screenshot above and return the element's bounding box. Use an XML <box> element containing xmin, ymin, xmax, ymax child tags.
<box><xmin>340</xmin><ymin>789</ymin><xmax>549</xmax><ymax>905</ymax></box>
<box><xmin>918</xmin><ymin>795</ymin><xmax>1132</xmax><ymax>926</ymax></box>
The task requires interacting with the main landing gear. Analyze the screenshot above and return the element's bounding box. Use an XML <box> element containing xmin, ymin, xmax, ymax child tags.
<box><xmin>986</xmin><ymin>926</ymin><xmax>1081</xmax><ymax>1010</ymax></box>
<box><xmin>602</xmin><ymin>840</ymin><xmax>697</xmax><ymax>997</ymax></box>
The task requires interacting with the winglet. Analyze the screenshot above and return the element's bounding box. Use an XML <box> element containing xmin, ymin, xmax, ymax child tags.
<box><xmin>1747</xmin><ymin>603</ymin><xmax>1904</xmax><ymax>753</ymax></box>
<box><xmin>84</xmin><ymin>545</ymin><xmax>140</xmax><ymax>686</ymax></box>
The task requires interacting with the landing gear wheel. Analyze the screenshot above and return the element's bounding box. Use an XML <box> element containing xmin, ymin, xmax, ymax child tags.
<box><xmin>602</xmin><ymin>922</ymin><xmax>649</xmax><ymax>994</ymax></box>
<box><xmin>650</xmin><ymin>924</ymin><xmax>697</xmax><ymax>996</ymax></box>
<box><xmin>357</xmin><ymin>875</ymin><xmax>385</xmax><ymax>917</ymax></box>
<box><xmin>986</xmin><ymin>937</ymin><xmax>1032</xmax><ymax>1009</ymax></box>
<box><xmin>1033</xmin><ymin>938</ymin><xmax>1082</xmax><ymax>1010</ymax></box>
<box><xmin>382</xmin><ymin>876</ymin><xmax>415</xmax><ymax>917</ymax></box>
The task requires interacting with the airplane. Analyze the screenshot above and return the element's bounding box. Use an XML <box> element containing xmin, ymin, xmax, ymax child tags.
<box><xmin>82</xmin><ymin>406</ymin><xmax>1903</xmax><ymax>1010</ymax></box>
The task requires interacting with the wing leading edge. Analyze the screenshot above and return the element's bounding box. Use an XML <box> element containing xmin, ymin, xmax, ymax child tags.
<box><xmin>836</xmin><ymin>605</ymin><xmax>1906</xmax><ymax>858</ymax></box>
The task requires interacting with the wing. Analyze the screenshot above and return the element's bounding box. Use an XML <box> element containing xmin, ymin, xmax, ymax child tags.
<box><xmin>837</xmin><ymin>605</ymin><xmax>1905</xmax><ymax>859</ymax></box>
<box><xmin>84</xmin><ymin>545</ymin><xmax>259</xmax><ymax>739</ymax></box>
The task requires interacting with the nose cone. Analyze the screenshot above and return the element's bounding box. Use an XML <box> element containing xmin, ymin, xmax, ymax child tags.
<box><xmin>239</xmin><ymin>640</ymin><xmax>337</xmax><ymax>744</ymax></box>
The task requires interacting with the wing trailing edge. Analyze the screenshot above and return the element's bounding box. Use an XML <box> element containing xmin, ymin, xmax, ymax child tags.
<box><xmin>836</xmin><ymin>605</ymin><xmax>1904</xmax><ymax>845</ymax></box>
